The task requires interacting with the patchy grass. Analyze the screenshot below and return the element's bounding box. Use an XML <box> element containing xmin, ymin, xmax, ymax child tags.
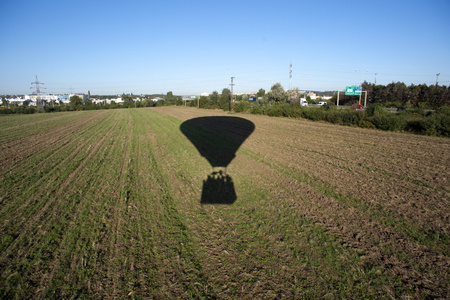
<box><xmin>0</xmin><ymin>107</ymin><xmax>448</xmax><ymax>298</ymax></box>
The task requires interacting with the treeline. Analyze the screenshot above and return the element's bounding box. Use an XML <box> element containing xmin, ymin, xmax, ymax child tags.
<box><xmin>180</xmin><ymin>83</ymin><xmax>450</xmax><ymax>137</ymax></box>
<box><xmin>233</xmin><ymin>102</ymin><xmax>450</xmax><ymax>137</ymax></box>
<box><xmin>335</xmin><ymin>81</ymin><xmax>450</xmax><ymax>108</ymax></box>
<box><xmin>187</xmin><ymin>82</ymin><xmax>450</xmax><ymax>110</ymax></box>
<box><xmin>0</xmin><ymin>96</ymin><xmax>164</xmax><ymax>114</ymax></box>
<box><xmin>2</xmin><ymin>83</ymin><xmax>449</xmax><ymax>138</ymax></box>
<box><xmin>0</xmin><ymin>106</ymin><xmax>37</xmax><ymax>114</ymax></box>
<box><xmin>183</xmin><ymin>83</ymin><xmax>450</xmax><ymax>137</ymax></box>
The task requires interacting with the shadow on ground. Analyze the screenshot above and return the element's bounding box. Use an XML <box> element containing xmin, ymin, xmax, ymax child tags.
<box><xmin>180</xmin><ymin>116</ymin><xmax>255</xmax><ymax>204</ymax></box>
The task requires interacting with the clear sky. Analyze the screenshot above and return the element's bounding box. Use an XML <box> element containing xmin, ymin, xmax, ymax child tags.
<box><xmin>1</xmin><ymin>0</ymin><xmax>449</xmax><ymax>95</ymax></box>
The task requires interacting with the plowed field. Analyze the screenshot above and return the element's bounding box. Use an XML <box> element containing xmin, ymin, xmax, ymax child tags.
<box><xmin>1</xmin><ymin>107</ymin><xmax>449</xmax><ymax>299</ymax></box>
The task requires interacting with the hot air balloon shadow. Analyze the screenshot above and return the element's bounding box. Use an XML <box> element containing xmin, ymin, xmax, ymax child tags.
<box><xmin>180</xmin><ymin>116</ymin><xmax>255</xmax><ymax>204</ymax></box>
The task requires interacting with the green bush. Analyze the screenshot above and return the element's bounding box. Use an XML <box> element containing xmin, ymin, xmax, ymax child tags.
<box><xmin>358</xmin><ymin>120</ymin><xmax>376</xmax><ymax>129</ymax></box>
<box><xmin>233</xmin><ymin>101</ymin><xmax>251</xmax><ymax>113</ymax></box>
<box><xmin>384</xmin><ymin>101</ymin><xmax>403</xmax><ymax>108</ymax></box>
<box><xmin>325</xmin><ymin>111</ymin><xmax>343</xmax><ymax>124</ymax></box>
<box><xmin>264</xmin><ymin>105</ymin><xmax>285</xmax><ymax>117</ymax></box>
<box><xmin>291</xmin><ymin>106</ymin><xmax>304</xmax><ymax>118</ymax></box>
<box><xmin>407</xmin><ymin>119</ymin><xmax>436</xmax><ymax>136</ymax></box>
<box><xmin>411</xmin><ymin>108</ymin><xmax>427</xmax><ymax>117</ymax></box>
<box><xmin>320</xmin><ymin>104</ymin><xmax>334</xmax><ymax>111</ymax></box>
<box><xmin>0</xmin><ymin>108</ymin><xmax>13</xmax><ymax>114</ymax></box>
<box><xmin>280</xmin><ymin>104</ymin><xmax>295</xmax><ymax>117</ymax></box>
<box><xmin>436</xmin><ymin>105</ymin><xmax>450</xmax><ymax>116</ymax></box>
<box><xmin>435</xmin><ymin>114</ymin><xmax>450</xmax><ymax>137</ymax></box>
<box><xmin>341</xmin><ymin>110</ymin><xmax>365</xmax><ymax>126</ymax></box>
<box><xmin>249</xmin><ymin>105</ymin><xmax>263</xmax><ymax>115</ymax></box>
<box><xmin>371</xmin><ymin>114</ymin><xmax>407</xmax><ymax>131</ymax></box>
<box><xmin>302</xmin><ymin>108</ymin><xmax>325</xmax><ymax>121</ymax></box>
<box><xmin>407</xmin><ymin>114</ymin><xmax>450</xmax><ymax>137</ymax></box>
<box><xmin>366</xmin><ymin>103</ymin><xmax>386</xmax><ymax>117</ymax></box>
<box><xmin>240</xmin><ymin>102</ymin><xmax>449</xmax><ymax>138</ymax></box>
<box><xmin>0</xmin><ymin>106</ymin><xmax>36</xmax><ymax>114</ymax></box>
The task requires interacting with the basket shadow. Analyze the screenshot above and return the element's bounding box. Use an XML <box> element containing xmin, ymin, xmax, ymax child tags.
<box><xmin>201</xmin><ymin>171</ymin><xmax>237</xmax><ymax>204</ymax></box>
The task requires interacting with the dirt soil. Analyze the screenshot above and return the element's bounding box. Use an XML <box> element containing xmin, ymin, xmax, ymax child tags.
<box><xmin>154</xmin><ymin>106</ymin><xmax>450</xmax><ymax>298</ymax></box>
<box><xmin>1</xmin><ymin>107</ymin><xmax>448</xmax><ymax>298</ymax></box>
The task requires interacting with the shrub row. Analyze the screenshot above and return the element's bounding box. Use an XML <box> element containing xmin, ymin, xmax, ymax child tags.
<box><xmin>0</xmin><ymin>107</ymin><xmax>36</xmax><ymax>114</ymax></box>
<box><xmin>237</xmin><ymin>104</ymin><xmax>450</xmax><ymax>137</ymax></box>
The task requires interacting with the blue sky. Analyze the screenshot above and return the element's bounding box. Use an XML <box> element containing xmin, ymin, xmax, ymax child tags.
<box><xmin>1</xmin><ymin>0</ymin><xmax>449</xmax><ymax>95</ymax></box>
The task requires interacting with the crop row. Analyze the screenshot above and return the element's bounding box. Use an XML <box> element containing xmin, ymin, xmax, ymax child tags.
<box><xmin>140</xmin><ymin>110</ymin><xmax>418</xmax><ymax>298</ymax></box>
<box><xmin>1</xmin><ymin>108</ymin><xmax>448</xmax><ymax>298</ymax></box>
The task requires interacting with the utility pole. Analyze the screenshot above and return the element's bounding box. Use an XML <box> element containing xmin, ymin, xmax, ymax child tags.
<box><xmin>31</xmin><ymin>75</ymin><xmax>45</xmax><ymax>112</ymax></box>
<box><xmin>289</xmin><ymin>62</ymin><xmax>292</xmax><ymax>91</ymax></box>
<box><xmin>230</xmin><ymin>77</ymin><xmax>235</xmax><ymax>111</ymax></box>
<box><xmin>374</xmin><ymin>72</ymin><xmax>378</xmax><ymax>85</ymax></box>
<box><xmin>289</xmin><ymin>62</ymin><xmax>292</xmax><ymax>101</ymax></box>
<box><xmin>436</xmin><ymin>73</ymin><xmax>440</xmax><ymax>86</ymax></box>
<box><xmin>355</xmin><ymin>69</ymin><xmax>368</xmax><ymax>104</ymax></box>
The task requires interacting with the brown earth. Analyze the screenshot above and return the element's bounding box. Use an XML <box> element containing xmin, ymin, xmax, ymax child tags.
<box><xmin>0</xmin><ymin>107</ymin><xmax>449</xmax><ymax>299</ymax></box>
<box><xmin>153</xmin><ymin>106</ymin><xmax>450</xmax><ymax>298</ymax></box>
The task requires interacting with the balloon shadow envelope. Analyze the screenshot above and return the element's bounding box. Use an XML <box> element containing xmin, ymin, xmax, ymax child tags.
<box><xmin>180</xmin><ymin>116</ymin><xmax>255</xmax><ymax>204</ymax></box>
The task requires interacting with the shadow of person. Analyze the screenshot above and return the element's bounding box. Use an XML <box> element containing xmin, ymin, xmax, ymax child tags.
<box><xmin>180</xmin><ymin>116</ymin><xmax>255</xmax><ymax>204</ymax></box>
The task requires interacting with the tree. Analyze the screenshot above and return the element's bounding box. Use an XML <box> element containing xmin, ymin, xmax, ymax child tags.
<box><xmin>143</xmin><ymin>99</ymin><xmax>156</xmax><ymax>107</ymax></box>
<box><xmin>198</xmin><ymin>96</ymin><xmax>208</xmax><ymax>108</ymax></box>
<box><xmin>256</xmin><ymin>88</ymin><xmax>265</xmax><ymax>97</ymax></box>
<box><xmin>268</xmin><ymin>83</ymin><xmax>288</xmax><ymax>104</ymax></box>
<box><xmin>237</xmin><ymin>94</ymin><xmax>246</xmax><ymax>102</ymax></box>
<box><xmin>69</xmin><ymin>95</ymin><xmax>82</xmax><ymax>110</ymax></box>
<box><xmin>1</xmin><ymin>97</ymin><xmax>8</xmax><ymax>107</ymax></box>
<box><xmin>175</xmin><ymin>97</ymin><xmax>183</xmax><ymax>106</ymax></box>
<box><xmin>210</xmin><ymin>91</ymin><xmax>219</xmax><ymax>106</ymax></box>
<box><xmin>407</xmin><ymin>84</ymin><xmax>420</xmax><ymax>107</ymax></box>
<box><xmin>166</xmin><ymin>91</ymin><xmax>175</xmax><ymax>105</ymax></box>
<box><xmin>290</xmin><ymin>87</ymin><xmax>302</xmax><ymax>100</ymax></box>
<box><xmin>219</xmin><ymin>88</ymin><xmax>231</xmax><ymax>111</ymax></box>
<box><xmin>122</xmin><ymin>94</ymin><xmax>134</xmax><ymax>108</ymax></box>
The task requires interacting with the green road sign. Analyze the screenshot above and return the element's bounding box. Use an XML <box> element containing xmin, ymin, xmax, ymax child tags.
<box><xmin>345</xmin><ymin>85</ymin><xmax>362</xmax><ymax>95</ymax></box>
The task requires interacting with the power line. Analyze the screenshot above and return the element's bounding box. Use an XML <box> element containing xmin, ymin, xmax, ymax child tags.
<box><xmin>30</xmin><ymin>75</ymin><xmax>45</xmax><ymax>112</ymax></box>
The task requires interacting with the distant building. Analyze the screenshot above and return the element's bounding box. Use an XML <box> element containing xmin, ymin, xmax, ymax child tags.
<box><xmin>58</xmin><ymin>95</ymin><xmax>70</xmax><ymax>104</ymax></box>
<box><xmin>307</xmin><ymin>92</ymin><xmax>317</xmax><ymax>100</ymax></box>
<box><xmin>103</xmin><ymin>97</ymin><xmax>123</xmax><ymax>104</ymax></box>
<box><xmin>24</xmin><ymin>94</ymin><xmax>58</xmax><ymax>102</ymax></box>
<box><xmin>21</xmin><ymin>93</ymin><xmax>86</xmax><ymax>105</ymax></box>
<box><xmin>5</xmin><ymin>97</ymin><xmax>26</xmax><ymax>105</ymax></box>
<box><xmin>181</xmin><ymin>96</ymin><xmax>196</xmax><ymax>102</ymax></box>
